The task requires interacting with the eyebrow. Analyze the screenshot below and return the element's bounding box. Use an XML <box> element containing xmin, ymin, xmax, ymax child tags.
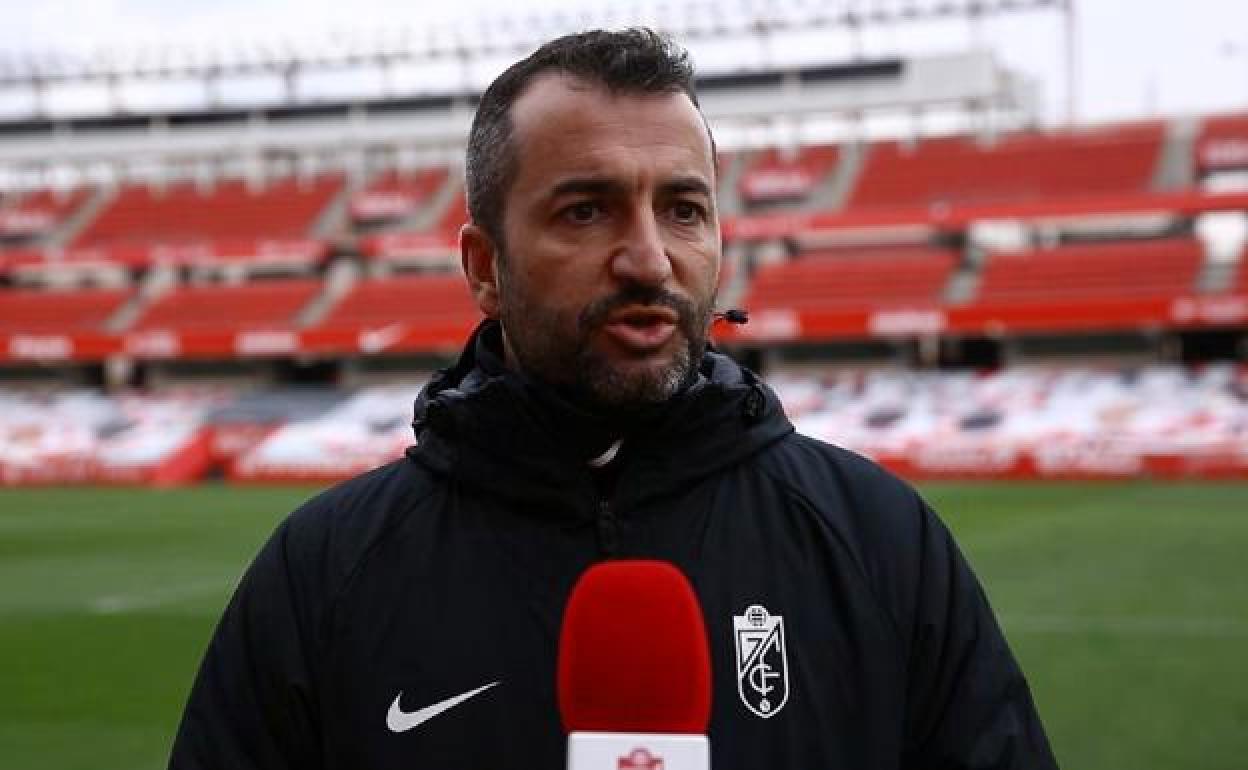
<box><xmin>547</xmin><ymin>175</ymin><xmax>713</xmax><ymax>200</ymax></box>
<box><xmin>661</xmin><ymin>176</ymin><xmax>714</xmax><ymax>199</ymax></box>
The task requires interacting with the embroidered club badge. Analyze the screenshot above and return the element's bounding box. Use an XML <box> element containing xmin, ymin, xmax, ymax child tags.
<box><xmin>733</xmin><ymin>604</ymin><xmax>790</xmax><ymax>718</ymax></box>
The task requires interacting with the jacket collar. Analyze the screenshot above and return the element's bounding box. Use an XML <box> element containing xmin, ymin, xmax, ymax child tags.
<box><xmin>407</xmin><ymin>320</ymin><xmax>793</xmax><ymax>520</ymax></box>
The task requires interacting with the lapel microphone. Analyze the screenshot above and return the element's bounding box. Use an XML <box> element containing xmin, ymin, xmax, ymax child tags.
<box><xmin>713</xmin><ymin>309</ymin><xmax>749</xmax><ymax>324</ymax></box>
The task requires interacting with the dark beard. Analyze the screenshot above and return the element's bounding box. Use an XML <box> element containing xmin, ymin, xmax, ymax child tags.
<box><xmin>500</xmin><ymin>281</ymin><xmax>713</xmax><ymax>412</ymax></box>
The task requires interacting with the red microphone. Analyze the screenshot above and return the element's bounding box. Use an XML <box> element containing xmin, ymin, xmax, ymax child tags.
<box><xmin>558</xmin><ymin>560</ymin><xmax>712</xmax><ymax>770</ymax></box>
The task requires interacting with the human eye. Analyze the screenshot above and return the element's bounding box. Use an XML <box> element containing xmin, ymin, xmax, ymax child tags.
<box><xmin>669</xmin><ymin>199</ymin><xmax>707</xmax><ymax>225</ymax></box>
<box><xmin>561</xmin><ymin>200</ymin><xmax>605</xmax><ymax>225</ymax></box>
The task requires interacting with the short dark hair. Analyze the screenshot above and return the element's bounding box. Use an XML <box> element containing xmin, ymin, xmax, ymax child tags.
<box><xmin>465</xmin><ymin>28</ymin><xmax>710</xmax><ymax>248</ymax></box>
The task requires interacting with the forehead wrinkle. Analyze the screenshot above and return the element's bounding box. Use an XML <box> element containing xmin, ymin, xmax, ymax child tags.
<box><xmin>508</xmin><ymin>76</ymin><xmax>714</xmax><ymax>184</ymax></box>
<box><xmin>528</xmin><ymin>134</ymin><xmax>710</xmax><ymax>183</ymax></box>
<box><xmin>548</xmin><ymin>177</ymin><xmax>626</xmax><ymax>199</ymax></box>
<box><xmin>660</xmin><ymin>176</ymin><xmax>713</xmax><ymax>198</ymax></box>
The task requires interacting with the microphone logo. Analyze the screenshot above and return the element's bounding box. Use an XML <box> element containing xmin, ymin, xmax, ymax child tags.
<box><xmin>618</xmin><ymin>748</ymin><xmax>665</xmax><ymax>769</ymax></box>
<box><xmin>733</xmin><ymin>604</ymin><xmax>791</xmax><ymax>719</ymax></box>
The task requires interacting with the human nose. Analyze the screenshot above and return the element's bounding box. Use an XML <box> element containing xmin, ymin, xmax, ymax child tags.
<box><xmin>610</xmin><ymin>208</ymin><xmax>672</xmax><ymax>287</ymax></box>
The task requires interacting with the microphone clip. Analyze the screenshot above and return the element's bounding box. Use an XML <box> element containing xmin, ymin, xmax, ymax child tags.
<box><xmin>713</xmin><ymin>309</ymin><xmax>749</xmax><ymax>325</ymax></box>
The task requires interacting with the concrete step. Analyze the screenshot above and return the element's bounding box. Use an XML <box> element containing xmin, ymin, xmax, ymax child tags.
<box><xmin>716</xmin><ymin>150</ymin><xmax>752</xmax><ymax>218</ymax></box>
<box><xmin>1153</xmin><ymin>117</ymin><xmax>1199</xmax><ymax>192</ymax></box>
<box><xmin>407</xmin><ymin>170</ymin><xmax>463</xmax><ymax>231</ymax></box>
<box><xmin>1196</xmin><ymin>259</ymin><xmax>1238</xmax><ymax>293</ymax></box>
<box><xmin>105</xmin><ymin>265</ymin><xmax>176</xmax><ymax>333</ymax></box>
<box><xmin>310</xmin><ymin>173</ymin><xmax>366</xmax><ymax>240</ymax></box>
<box><xmin>297</xmin><ymin>257</ymin><xmax>360</xmax><ymax>328</ymax></box>
<box><xmin>45</xmin><ymin>186</ymin><xmax>115</xmax><ymax>249</ymax></box>
<box><xmin>808</xmin><ymin>141</ymin><xmax>866</xmax><ymax>212</ymax></box>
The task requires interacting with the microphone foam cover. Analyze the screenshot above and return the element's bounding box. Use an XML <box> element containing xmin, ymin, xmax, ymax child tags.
<box><xmin>557</xmin><ymin>560</ymin><xmax>711</xmax><ymax>734</ymax></box>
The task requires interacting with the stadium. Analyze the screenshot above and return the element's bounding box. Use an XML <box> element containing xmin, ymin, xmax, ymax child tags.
<box><xmin>1</xmin><ymin>1</ymin><xmax>1245</xmax><ymax>768</ymax></box>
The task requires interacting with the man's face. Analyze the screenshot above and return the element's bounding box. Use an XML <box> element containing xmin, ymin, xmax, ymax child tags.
<box><xmin>483</xmin><ymin>74</ymin><xmax>721</xmax><ymax>410</ymax></box>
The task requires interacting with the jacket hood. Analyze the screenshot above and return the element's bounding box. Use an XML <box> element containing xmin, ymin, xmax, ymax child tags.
<box><xmin>406</xmin><ymin>320</ymin><xmax>793</xmax><ymax>520</ymax></box>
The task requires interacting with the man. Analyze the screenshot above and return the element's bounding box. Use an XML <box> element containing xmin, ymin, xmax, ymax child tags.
<box><xmin>170</xmin><ymin>28</ymin><xmax>1057</xmax><ymax>769</ymax></box>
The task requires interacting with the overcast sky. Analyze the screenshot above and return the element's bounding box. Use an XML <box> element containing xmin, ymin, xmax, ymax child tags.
<box><xmin>3</xmin><ymin>0</ymin><xmax>1248</xmax><ymax>125</ymax></box>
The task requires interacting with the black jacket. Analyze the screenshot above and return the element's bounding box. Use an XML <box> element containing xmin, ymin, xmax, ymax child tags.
<box><xmin>170</xmin><ymin>321</ymin><xmax>1057</xmax><ymax>769</ymax></box>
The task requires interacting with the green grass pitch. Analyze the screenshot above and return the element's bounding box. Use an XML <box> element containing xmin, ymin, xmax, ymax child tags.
<box><xmin>1</xmin><ymin>481</ymin><xmax>1245</xmax><ymax>769</ymax></box>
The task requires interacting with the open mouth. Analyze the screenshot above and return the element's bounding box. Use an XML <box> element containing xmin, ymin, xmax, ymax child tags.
<box><xmin>601</xmin><ymin>306</ymin><xmax>679</xmax><ymax>352</ymax></box>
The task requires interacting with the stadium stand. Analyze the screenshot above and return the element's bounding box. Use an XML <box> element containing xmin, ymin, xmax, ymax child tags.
<box><xmin>316</xmin><ymin>273</ymin><xmax>478</xmax><ymax>332</ymax></box>
<box><xmin>350</xmin><ymin>168</ymin><xmax>449</xmax><ymax>223</ymax></box>
<box><xmin>775</xmin><ymin>362</ymin><xmax>1248</xmax><ymax>479</ymax></box>
<box><xmin>0</xmin><ymin>386</ymin><xmax>230</xmax><ymax>485</ymax></box>
<box><xmin>974</xmin><ymin>237</ymin><xmax>1205</xmax><ymax>303</ymax></box>
<box><xmin>432</xmin><ymin>188</ymin><xmax>469</xmax><ymax>238</ymax></box>
<box><xmin>357</xmin><ymin>230</ymin><xmax>459</xmax><ymax>268</ymax></box>
<box><xmin>1</xmin><ymin>106</ymin><xmax>1245</xmax><ymax>484</ymax></box>
<box><xmin>745</xmin><ymin>246</ymin><xmax>957</xmax><ymax>311</ymax></box>
<box><xmin>6</xmin><ymin>363</ymin><xmax>1245</xmax><ymax>485</ymax></box>
<box><xmin>0</xmin><ymin>188</ymin><xmax>92</xmax><ymax>238</ymax></box>
<box><xmin>1235</xmin><ymin>247</ymin><xmax>1248</xmax><ymax>292</ymax></box>
<box><xmin>72</xmin><ymin>175</ymin><xmax>343</xmax><ymax>249</ymax></box>
<box><xmin>204</xmin><ymin>386</ymin><xmax>347</xmax><ymax>467</ymax></box>
<box><xmin>132</xmin><ymin>279</ymin><xmax>321</xmax><ymax>332</ymax></box>
<box><xmin>230</xmin><ymin>383</ymin><xmax>424</xmax><ymax>482</ymax></box>
<box><xmin>0</xmin><ymin>286</ymin><xmax>129</xmax><ymax>333</ymax></box>
<box><xmin>355</xmin><ymin>180</ymin><xmax>465</xmax><ymax>267</ymax></box>
<box><xmin>846</xmin><ymin>123</ymin><xmax>1165</xmax><ymax>209</ymax></box>
<box><xmin>739</xmin><ymin>145</ymin><xmax>841</xmax><ymax>204</ymax></box>
<box><xmin>1196</xmin><ymin>112</ymin><xmax>1248</xmax><ymax>173</ymax></box>
<box><xmin>131</xmin><ymin>279</ymin><xmax>321</xmax><ymax>334</ymax></box>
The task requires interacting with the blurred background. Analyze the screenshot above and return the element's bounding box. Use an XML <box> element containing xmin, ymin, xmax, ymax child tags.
<box><xmin>0</xmin><ymin>1</ymin><xmax>1245</xmax><ymax>768</ymax></box>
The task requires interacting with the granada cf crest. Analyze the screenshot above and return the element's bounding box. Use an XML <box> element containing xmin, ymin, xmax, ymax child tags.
<box><xmin>733</xmin><ymin>604</ymin><xmax>790</xmax><ymax>718</ymax></box>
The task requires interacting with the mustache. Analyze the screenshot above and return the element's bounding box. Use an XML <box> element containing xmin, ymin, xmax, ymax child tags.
<box><xmin>577</xmin><ymin>285</ymin><xmax>703</xmax><ymax>331</ymax></box>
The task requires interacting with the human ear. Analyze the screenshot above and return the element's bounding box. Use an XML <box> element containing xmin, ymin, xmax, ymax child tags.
<box><xmin>460</xmin><ymin>223</ymin><xmax>501</xmax><ymax>318</ymax></box>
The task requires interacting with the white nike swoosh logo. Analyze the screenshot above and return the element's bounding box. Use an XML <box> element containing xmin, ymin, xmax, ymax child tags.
<box><xmin>386</xmin><ymin>681</ymin><xmax>500</xmax><ymax>733</ymax></box>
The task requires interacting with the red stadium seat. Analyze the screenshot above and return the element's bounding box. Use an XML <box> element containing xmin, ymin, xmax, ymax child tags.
<box><xmin>0</xmin><ymin>287</ymin><xmax>129</xmax><ymax>333</ymax></box>
<box><xmin>975</xmin><ymin>238</ymin><xmax>1203</xmax><ymax>303</ymax></box>
<box><xmin>847</xmin><ymin>123</ymin><xmax>1164</xmax><ymax>210</ymax></box>
<box><xmin>745</xmin><ymin>246</ymin><xmax>957</xmax><ymax>311</ymax></box>
<box><xmin>74</xmin><ymin>176</ymin><xmax>343</xmax><ymax>249</ymax></box>
<box><xmin>133</xmin><ymin>280</ymin><xmax>321</xmax><ymax>331</ymax></box>
<box><xmin>317</xmin><ymin>274</ymin><xmax>478</xmax><ymax>331</ymax></box>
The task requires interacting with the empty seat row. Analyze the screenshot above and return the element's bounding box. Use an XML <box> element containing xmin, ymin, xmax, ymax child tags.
<box><xmin>0</xmin><ymin>287</ymin><xmax>128</xmax><ymax>333</ymax></box>
<box><xmin>847</xmin><ymin>123</ymin><xmax>1164</xmax><ymax>210</ymax></box>
<box><xmin>319</xmin><ymin>274</ymin><xmax>477</xmax><ymax>330</ymax></box>
<box><xmin>135</xmin><ymin>280</ymin><xmax>323</xmax><ymax>332</ymax></box>
<box><xmin>978</xmin><ymin>238</ymin><xmax>1204</xmax><ymax>302</ymax></box>
<box><xmin>746</xmin><ymin>247</ymin><xmax>957</xmax><ymax>311</ymax></box>
<box><xmin>0</xmin><ymin>274</ymin><xmax>478</xmax><ymax>336</ymax></box>
<box><xmin>74</xmin><ymin>176</ymin><xmax>344</xmax><ymax>249</ymax></box>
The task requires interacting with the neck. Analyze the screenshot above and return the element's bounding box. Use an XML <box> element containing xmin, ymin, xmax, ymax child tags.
<box><xmin>475</xmin><ymin>324</ymin><xmax>624</xmax><ymax>460</ymax></box>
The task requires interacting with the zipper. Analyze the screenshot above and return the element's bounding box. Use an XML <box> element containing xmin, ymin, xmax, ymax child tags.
<box><xmin>595</xmin><ymin>499</ymin><xmax>619</xmax><ymax>555</ymax></box>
